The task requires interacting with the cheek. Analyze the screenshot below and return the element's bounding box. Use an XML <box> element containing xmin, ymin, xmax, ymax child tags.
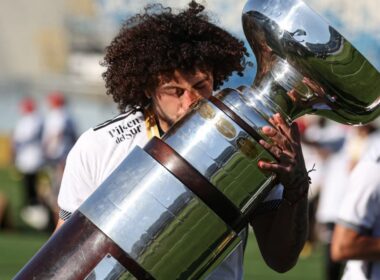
<box><xmin>157</xmin><ymin>95</ymin><xmax>182</xmax><ymax>115</ymax></box>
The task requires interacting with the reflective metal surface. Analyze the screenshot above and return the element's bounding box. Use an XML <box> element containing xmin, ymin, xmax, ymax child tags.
<box><xmin>243</xmin><ymin>0</ymin><xmax>380</xmax><ymax>124</ymax></box>
<box><xmin>85</xmin><ymin>254</ymin><xmax>128</xmax><ymax>280</ymax></box>
<box><xmin>215</xmin><ymin>87</ymin><xmax>274</xmax><ymax>140</ymax></box>
<box><xmin>80</xmin><ymin>147</ymin><xmax>241</xmax><ymax>279</ymax></box>
<box><xmin>164</xmin><ymin>99</ymin><xmax>276</xmax><ymax>213</ymax></box>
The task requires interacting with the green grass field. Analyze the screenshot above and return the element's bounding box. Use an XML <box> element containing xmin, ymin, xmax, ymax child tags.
<box><xmin>244</xmin><ymin>234</ymin><xmax>324</xmax><ymax>279</ymax></box>
<box><xmin>0</xmin><ymin>231</ymin><xmax>324</xmax><ymax>279</ymax></box>
<box><xmin>0</xmin><ymin>167</ymin><xmax>324</xmax><ymax>279</ymax></box>
<box><xmin>0</xmin><ymin>231</ymin><xmax>50</xmax><ymax>279</ymax></box>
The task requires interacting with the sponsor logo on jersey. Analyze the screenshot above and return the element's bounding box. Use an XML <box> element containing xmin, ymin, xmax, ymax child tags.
<box><xmin>108</xmin><ymin>117</ymin><xmax>143</xmax><ymax>144</ymax></box>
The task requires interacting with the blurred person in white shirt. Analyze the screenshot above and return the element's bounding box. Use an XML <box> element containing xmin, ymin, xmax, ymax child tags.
<box><xmin>317</xmin><ymin>124</ymin><xmax>379</xmax><ymax>280</ymax></box>
<box><xmin>13</xmin><ymin>97</ymin><xmax>44</xmax><ymax>206</ymax></box>
<box><xmin>331</xmin><ymin>130</ymin><xmax>380</xmax><ymax>280</ymax></box>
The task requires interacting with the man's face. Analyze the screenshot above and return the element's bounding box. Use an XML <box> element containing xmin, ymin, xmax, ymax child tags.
<box><xmin>151</xmin><ymin>69</ymin><xmax>214</xmax><ymax>132</ymax></box>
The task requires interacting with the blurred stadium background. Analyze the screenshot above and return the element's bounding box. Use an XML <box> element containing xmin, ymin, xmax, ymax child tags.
<box><xmin>0</xmin><ymin>0</ymin><xmax>378</xmax><ymax>279</ymax></box>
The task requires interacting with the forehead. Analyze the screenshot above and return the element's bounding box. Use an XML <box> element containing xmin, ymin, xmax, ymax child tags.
<box><xmin>158</xmin><ymin>69</ymin><xmax>212</xmax><ymax>86</ymax></box>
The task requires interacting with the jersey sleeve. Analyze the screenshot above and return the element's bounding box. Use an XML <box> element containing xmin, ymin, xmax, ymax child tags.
<box><xmin>337</xmin><ymin>161</ymin><xmax>380</xmax><ymax>234</ymax></box>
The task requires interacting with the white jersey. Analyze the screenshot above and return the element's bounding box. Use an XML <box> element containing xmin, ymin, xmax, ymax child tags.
<box><xmin>58</xmin><ymin>109</ymin><xmax>283</xmax><ymax>280</ymax></box>
<box><xmin>337</xmin><ymin>140</ymin><xmax>380</xmax><ymax>280</ymax></box>
<box><xmin>58</xmin><ymin>110</ymin><xmax>148</xmax><ymax>213</ymax></box>
<box><xmin>316</xmin><ymin>150</ymin><xmax>350</xmax><ymax>224</ymax></box>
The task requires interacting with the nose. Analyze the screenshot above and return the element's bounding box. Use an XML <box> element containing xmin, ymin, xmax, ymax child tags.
<box><xmin>182</xmin><ymin>89</ymin><xmax>202</xmax><ymax>109</ymax></box>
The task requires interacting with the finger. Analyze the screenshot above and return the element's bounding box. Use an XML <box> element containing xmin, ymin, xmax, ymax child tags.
<box><xmin>261</xmin><ymin>126</ymin><xmax>286</xmax><ymax>145</ymax></box>
<box><xmin>261</xmin><ymin>125</ymin><xmax>292</xmax><ymax>153</ymax></box>
<box><xmin>258</xmin><ymin>160</ymin><xmax>290</xmax><ymax>174</ymax></box>
<box><xmin>258</xmin><ymin>160</ymin><xmax>275</xmax><ymax>170</ymax></box>
<box><xmin>261</xmin><ymin>125</ymin><xmax>277</xmax><ymax>137</ymax></box>
<box><xmin>259</xmin><ymin>139</ymin><xmax>283</xmax><ymax>159</ymax></box>
<box><xmin>266</xmin><ymin>114</ymin><xmax>291</xmax><ymax>145</ymax></box>
<box><xmin>272</xmin><ymin>115</ymin><xmax>302</xmax><ymax>154</ymax></box>
<box><xmin>273</xmin><ymin>113</ymin><xmax>292</xmax><ymax>140</ymax></box>
<box><xmin>259</xmin><ymin>142</ymin><xmax>296</xmax><ymax>168</ymax></box>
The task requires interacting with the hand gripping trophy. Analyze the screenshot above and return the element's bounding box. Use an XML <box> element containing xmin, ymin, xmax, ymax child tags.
<box><xmin>15</xmin><ymin>0</ymin><xmax>380</xmax><ymax>279</ymax></box>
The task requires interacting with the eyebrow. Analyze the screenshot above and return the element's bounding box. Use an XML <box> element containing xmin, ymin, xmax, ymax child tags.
<box><xmin>161</xmin><ymin>75</ymin><xmax>210</xmax><ymax>89</ymax></box>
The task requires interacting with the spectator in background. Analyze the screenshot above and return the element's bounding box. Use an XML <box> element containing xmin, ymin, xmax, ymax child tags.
<box><xmin>12</xmin><ymin>97</ymin><xmax>48</xmax><ymax>230</ymax></box>
<box><xmin>42</xmin><ymin>91</ymin><xmax>77</xmax><ymax>221</ymax></box>
<box><xmin>331</xmin><ymin>131</ymin><xmax>380</xmax><ymax>280</ymax></box>
<box><xmin>316</xmin><ymin>124</ymin><xmax>378</xmax><ymax>280</ymax></box>
<box><xmin>298</xmin><ymin>116</ymin><xmax>346</xmax><ymax>259</ymax></box>
<box><xmin>13</xmin><ymin>97</ymin><xmax>44</xmax><ymax>206</ymax></box>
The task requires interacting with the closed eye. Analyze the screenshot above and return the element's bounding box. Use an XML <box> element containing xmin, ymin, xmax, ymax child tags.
<box><xmin>194</xmin><ymin>83</ymin><xmax>207</xmax><ymax>90</ymax></box>
<box><xmin>175</xmin><ymin>88</ymin><xmax>185</xmax><ymax>96</ymax></box>
<box><xmin>160</xmin><ymin>87</ymin><xmax>184</xmax><ymax>97</ymax></box>
<box><xmin>192</xmin><ymin>76</ymin><xmax>211</xmax><ymax>91</ymax></box>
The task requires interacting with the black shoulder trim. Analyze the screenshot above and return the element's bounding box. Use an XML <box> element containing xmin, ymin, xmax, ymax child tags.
<box><xmin>59</xmin><ymin>208</ymin><xmax>72</xmax><ymax>221</ymax></box>
<box><xmin>93</xmin><ymin>110</ymin><xmax>137</xmax><ymax>131</ymax></box>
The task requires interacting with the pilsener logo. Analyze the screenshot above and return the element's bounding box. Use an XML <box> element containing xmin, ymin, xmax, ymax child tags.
<box><xmin>108</xmin><ymin>117</ymin><xmax>142</xmax><ymax>144</ymax></box>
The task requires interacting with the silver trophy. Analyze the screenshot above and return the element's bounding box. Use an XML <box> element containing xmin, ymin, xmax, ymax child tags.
<box><xmin>15</xmin><ymin>0</ymin><xmax>380</xmax><ymax>279</ymax></box>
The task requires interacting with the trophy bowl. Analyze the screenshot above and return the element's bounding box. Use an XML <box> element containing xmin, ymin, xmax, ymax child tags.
<box><xmin>240</xmin><ymin>0</ymin><xmax>380</xmax><ymax>125</ymax></box>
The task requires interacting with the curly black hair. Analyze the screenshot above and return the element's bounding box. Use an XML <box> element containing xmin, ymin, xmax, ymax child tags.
<box><xmin>102</xmin><ymin>1</ymin><xmax>249</xmax><ymax>112</ymax></box>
